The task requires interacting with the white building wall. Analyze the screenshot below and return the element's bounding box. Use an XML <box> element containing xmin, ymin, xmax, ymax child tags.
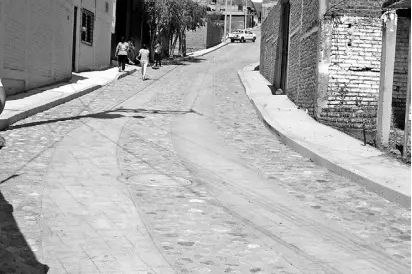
<box><xmin>74</xmin><ymin>0</ymin><xmax>114</xmax><ymax>72</ymax></box>
<box><xmin>0</xmin><ymin>0</ymin><xmax>73</xmax><ymax>95</ymax></box>
<box><xmin>0</xmin><ymin>0</ymin><xmax>114</xmax><ymax>96</ymax></box>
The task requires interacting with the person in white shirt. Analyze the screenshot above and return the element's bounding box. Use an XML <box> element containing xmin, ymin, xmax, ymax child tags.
<box><xmin>137</xmin><ymin>44</ymin><xmax>150</xmax><ymax>80</ymax></box>
<box><xmin>115</xmin><ymin>37</ymin><xmax>129</xmax><ymax>72</ymax></box>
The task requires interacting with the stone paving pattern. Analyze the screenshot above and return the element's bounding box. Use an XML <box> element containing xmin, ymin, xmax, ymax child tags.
<box><xmin>212</xmin><ymin>44</ymin><xmax>411</xmax><ymax>264</ymax></box>
<box><xmin>0</xmin><ymin>31</ymin><xmax>410</xmax><ymax>273</ymax></box>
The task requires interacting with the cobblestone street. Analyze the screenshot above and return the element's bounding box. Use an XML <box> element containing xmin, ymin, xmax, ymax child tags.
<box><xmin>0</xmin><ymin>31</ymin><xmax>410</xmax><ymax>273</ymax></box>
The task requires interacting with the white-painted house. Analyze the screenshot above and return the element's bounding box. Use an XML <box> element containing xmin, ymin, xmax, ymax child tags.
<box><xmin>73</xmin><ymin>0</ymin><xmax>114</xmax><ymax>72</ymax></box>
<box><xmin>0</xmin><ymin>0</ymin><xmax>114</xmax><ymax>96</ymax></box>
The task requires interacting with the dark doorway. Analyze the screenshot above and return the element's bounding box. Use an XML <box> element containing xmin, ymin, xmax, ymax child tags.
<box><xmin>279</xmin><ymin>1</ymin><xmax>290</xmax><ymax>92</ymax></box>
<box><xmin>72</xmin><ymin>6</ymin><xmax>78</xmax><ymax>72</ymax></box>
<box><xmin>273</xmin><ymin>0</ymin><xmax>290</xmax><ymax>93</ymax></box>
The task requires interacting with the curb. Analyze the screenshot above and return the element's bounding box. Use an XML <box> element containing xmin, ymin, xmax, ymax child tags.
<box><xmin>0</xmin><ymin>68</ymin><xmax>138</xmax><ymax>132</ymax></box>
<box><xmin>237</xmin><ymin>66</ymin><xmax>411</xmax><ymax>208</ymax></box>
<box><xmin>188</xmin><ymin>41</ymin><xmax>229</xmax><ymax>58</ymax></box>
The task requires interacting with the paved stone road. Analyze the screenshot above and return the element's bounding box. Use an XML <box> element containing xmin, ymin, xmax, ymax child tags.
<box><xmin>0</xmin><ymin>31</ymin><xmax>410</xmax><ymax>273</ymax></box>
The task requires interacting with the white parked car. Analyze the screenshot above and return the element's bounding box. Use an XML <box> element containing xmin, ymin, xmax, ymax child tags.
<box><xmin>228</xmin><ymin>30</ymin><xmax>256</xmax><ymax>43</ymax></box>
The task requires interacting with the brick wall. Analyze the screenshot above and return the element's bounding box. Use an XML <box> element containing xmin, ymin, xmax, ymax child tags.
<box><xmin>1</xmin><ymin>0</ymin><xmax>73</xmax><ymax>95</ymax></box>
<box><xmin>260</xmin><ymin>2</ymin><xmax>280</xmax><ymax>85</ymax></box>
<box><xmin>260</xmin><ymin>0</ymin><xmax>319</xmax><ymax>115</ymax></box>
<box><xmin>260</xmin><ymin>0</ymin><xmax>394</xmax><ymax>131</ymax></box>
<box><xmin>319</xmin><ymin>16</ymin><xmax>382</xmax><ymax>130</ymax></box>
<box><xmin>297</xmin><ymin>31</ymin><xmax>318</xmax><ymax>115</ymax></box>
<box><xmin>295</xmin><ymin>0</ymin><xmax>318</xmax><ymax>115</ymax></box>
<box><xmin>392</xmin><ymin>16</ymin><xmax>410</xmax><ymax>129</ymax></box>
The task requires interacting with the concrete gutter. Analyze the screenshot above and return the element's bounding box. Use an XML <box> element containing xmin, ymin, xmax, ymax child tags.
<box><xmin>0</xmin><ymin>67</ymin><xmax>138</xmax><ymax>131</ymax></box>
<box><xmin>238</xmin><ymin>63</ymin><xmax>411</xmax><ymax>208</ymax></box>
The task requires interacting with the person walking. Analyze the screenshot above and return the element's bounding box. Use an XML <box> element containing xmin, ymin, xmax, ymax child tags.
<box><xmin>127</xmin><ymin>38</ymin><xmax>136</xmax><ymax>65</ymax></box>
<box><xmin>137</xmin><ymin>44</ymin><xmax>150</xmax><ymax>80</ymax></box>
<box><xmin>154</xmin><ymin>41</ymin><xmax>162</xmax><ymax>68</ymax></box>
<box><xmin>115</xmin><ymin>37</ymin><xmax>129</xmax><ymax>72</ymax></box>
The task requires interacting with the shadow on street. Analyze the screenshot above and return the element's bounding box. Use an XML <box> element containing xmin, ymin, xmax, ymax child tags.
<box><xmin>161</xmin><ymin>56</ymin><xmax>206</xmax><ymax>66</ymax></box>
<box><xmin>0</xmin><ymin>191</ymin><xmax>49</xmax><ymax>273</ymax></box>
<box><xmin>4</xmin><ymin>108</ymin><xmax>201</xmax><ymax>131</ymax></box>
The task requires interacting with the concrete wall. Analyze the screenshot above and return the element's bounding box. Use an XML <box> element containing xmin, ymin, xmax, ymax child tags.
<box><xmin>74</xmin><ymin>0</ymin><xmax>114</xmax><ymax>72</ymax></box>
<box><xmin>186</xmin><ymin>26</ymin><xmax>207</xmax><ymax>51</ymax></box>
<box><xmin>186</xmin><ymin>20</ymin><xmax>223</xmax><ymax>51</ymax></box>
<box><xmin>0</xmin><ymin>0</ymin><xmax>73</xmax><ymax>96</ymax></box>
<box><xmin>206</xmin><ymin>20</ymin><xmax>223</xmax><ymax>48</ymax></box>
<box><xmin>0</xmin><ymin>0</ymin><xmax>114</xmax><ymax>96</ymax></box>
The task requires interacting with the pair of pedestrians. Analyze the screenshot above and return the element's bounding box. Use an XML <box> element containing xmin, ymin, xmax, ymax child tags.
<box><xmin>116</xmin><ymin>38</ymin><xmax>151</xmax><ymax>81</ymax></box>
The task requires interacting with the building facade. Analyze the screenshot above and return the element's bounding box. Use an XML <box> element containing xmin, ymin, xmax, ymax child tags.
<box><xmin>0</xmin><ymin>0</ymin><xmax>73</xmax><ymax>96</ymax></box>
<box><xmin>260</xmin><ymin>0</ymin><xmax>410</xmax><ymax>132</ymax></box>
<box><xmin>0</xmin><ymin>0</ymin><xmax>114</xmax><ymax>96</ymax></box>
<box><xmin>73</xmin><ymin>0</ymin><xmax>115</xmax><ymax>72</ymax></box>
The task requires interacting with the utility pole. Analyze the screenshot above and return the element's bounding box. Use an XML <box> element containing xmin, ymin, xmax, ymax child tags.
<box><xmin>244</xmin><ymin>0</ymin><xmax>247</xmax><ymax>29</ymax></box>
<box><xmin>229</xmin><ymin>0</ymin><xmax>233</xmax><ymax>33</ymax></box>
<box><xmin>223</xmin><ymin>0</ymin><xmax>228</xmax><ymax>42</ymax></box>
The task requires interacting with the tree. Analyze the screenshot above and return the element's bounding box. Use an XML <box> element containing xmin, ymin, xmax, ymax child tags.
<box><xmin>143</xmin><ymin>0</ymin><xmax>167</xmax><ymax>61</ymax></box>
<box><xmin>143</xmin><ymin>0</ymin><xmax>207</xmax><ymax>58</ymax></box>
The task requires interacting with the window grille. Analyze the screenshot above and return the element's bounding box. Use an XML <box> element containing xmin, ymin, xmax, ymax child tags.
<box><xmin>81</xmin><ymin>9</ymin><xmax>94</xmax><ymax>45</ymax></box>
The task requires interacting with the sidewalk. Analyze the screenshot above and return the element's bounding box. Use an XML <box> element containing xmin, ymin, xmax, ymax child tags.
<box><xmin>238</xmin><ymin>63</ymin><xmax>411</xmax><ymax>208</ymax></box>
<box><xmin>186</xmin><ymin>41</ymin><xmax>229</xmax><ymax>58</ymax></box>
<box><xmin>0</xmin><ymin>66</ymin><xmax>138</xmax><ymax>131</ymax></box>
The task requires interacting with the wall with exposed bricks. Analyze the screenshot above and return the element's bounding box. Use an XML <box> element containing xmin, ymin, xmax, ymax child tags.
<box><xmin>259</xmin><ymin>0</ymin><xmax>407</xmax><ymax>132</ymax></box>
<box><xmin>318</xmin><ymin>16</ymin><xmax>382</xmax><ymax>130</ymax></box>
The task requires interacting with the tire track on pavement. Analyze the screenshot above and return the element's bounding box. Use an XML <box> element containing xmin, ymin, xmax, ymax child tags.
<box><xmin>170</xmin><ymin>43</ymin><xmax>410</xmax><ymax>273</ymax></box>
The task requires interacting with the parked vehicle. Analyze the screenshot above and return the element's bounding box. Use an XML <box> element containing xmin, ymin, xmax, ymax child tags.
<box><xmin>228</xmin><ymin>30</ymin><xmax>256</xmax><ymax>43</ymax></box>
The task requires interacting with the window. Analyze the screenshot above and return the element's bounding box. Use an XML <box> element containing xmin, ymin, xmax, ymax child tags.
<box><xmin>81</xmin><ymin>9</ymin><xmax>94</xmax><ymax>45</ymax></box>
<box><xmin>105</xmin><ymin>2</ymin><xmax>109</xmax><ymax>13</ymax></box>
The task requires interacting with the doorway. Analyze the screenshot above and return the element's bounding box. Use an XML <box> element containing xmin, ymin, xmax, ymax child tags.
<box><xmin>72</xmin><ymin>6</ymin><xmax>78</xmax><ymax>72</ymax></box>
<box><xmin>279</xmin><ymin>1</ymin><xmax>290</xmax><ymax>92</ymax></box>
